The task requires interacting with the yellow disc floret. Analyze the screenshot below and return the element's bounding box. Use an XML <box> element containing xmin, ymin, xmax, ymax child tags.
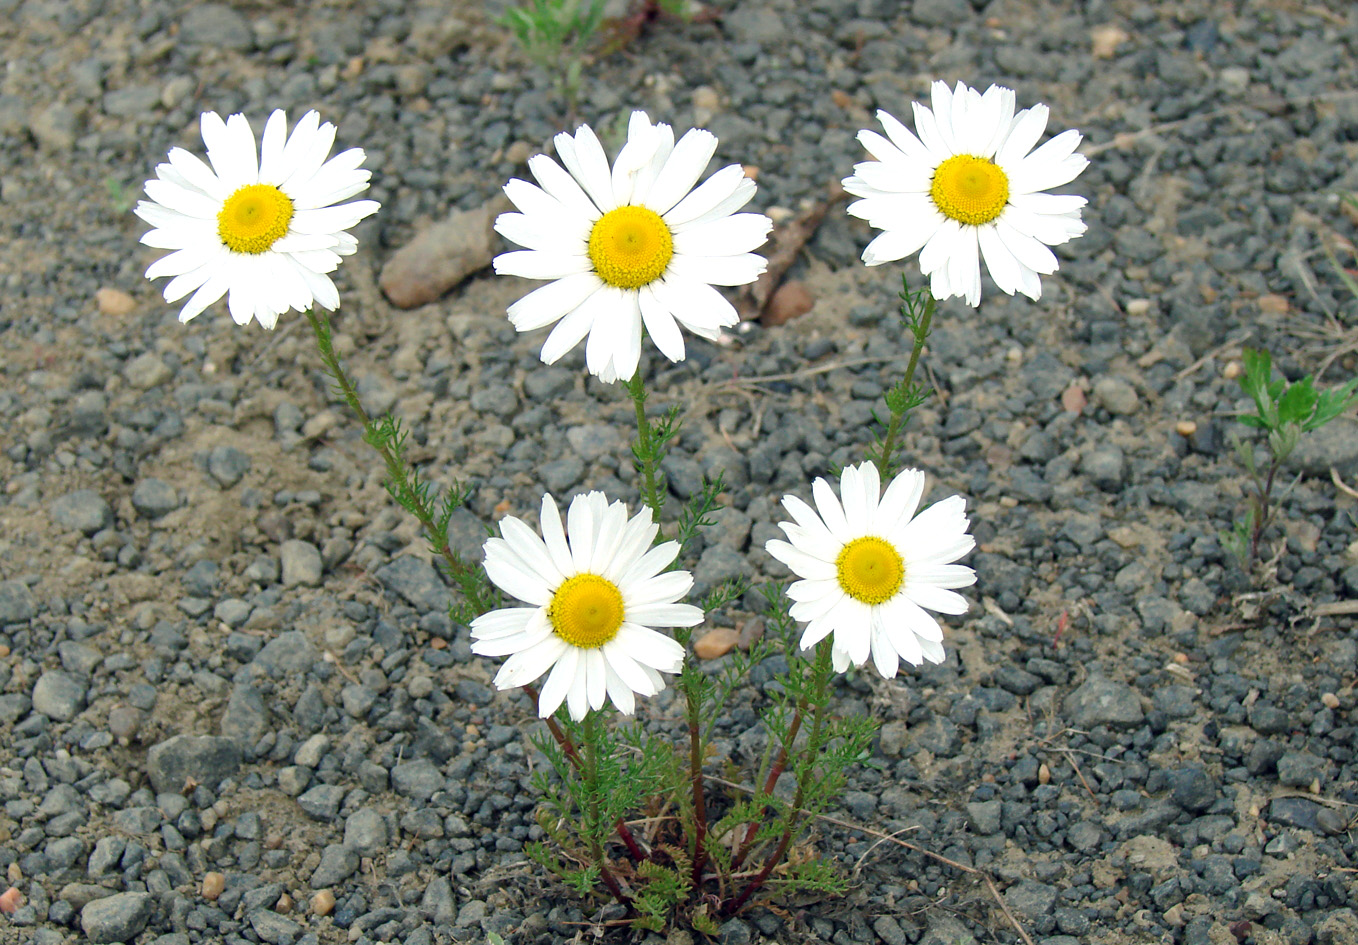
<box><xmin>929</xmin><ymin>155</ymin><xmax>1009</xmax><ymax>226</ymax></box>
<box><xmin>588</xmin><ymin>205</ymin><xmax>673</xmax><ymax>289</ymax></box>
<box><xmin>548</xmin><ymin>573</ymin><xmax>625</xmax><ymax>648</ymax></box>
<box><xmin>836</xmin><ymin>536</ymin><xmax>905</xmax><ymax>605</ymax></box>
<box><xmin>217</xmin><ymin>183</ymin><xmax>294</xmax><ymax>254</ymax></box>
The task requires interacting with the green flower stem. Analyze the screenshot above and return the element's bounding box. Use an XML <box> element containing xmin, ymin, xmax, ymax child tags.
<box><xmin>523</xmin><ymin>683</ymin><xmax>647</xmax><ymax>862</ymax></box>
<box><xmin>684</xmin><ymin>658</ymin><xmax>710</xmax><ymax>887</ymax></box>
<box><xmin>583</xmin><ymin>711</ymin><xmax>633</xmax><ymax>911</ymax></box>
<box><xmin>624</xmin><ymin>371</ymin><xmax>665</xmax><ymax>519</ymax></box>
<box><xmin>731</xmin><ymin>699</ymin><xmax>805</xmax><ymax>871</ymax></box>
<box><xmin>723</xmin><ymin>640</ymin><xmax>832</xmax><ymax>916</ymax></box>
<box><xmin>872</xmin><ymin>292</ymin><xmax>934</xmax><ymax>480</ymax></box>
<box><xmin>305</xmin><ymin>309</ymin><xmax>490</xmax><ymax>613</ymax></box>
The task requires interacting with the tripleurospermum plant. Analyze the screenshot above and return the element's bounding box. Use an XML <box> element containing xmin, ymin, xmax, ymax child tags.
<box><xmin>135</xmin><ymin>81</ymin><xmax>1089</xmax><ymax>929</ymax></box>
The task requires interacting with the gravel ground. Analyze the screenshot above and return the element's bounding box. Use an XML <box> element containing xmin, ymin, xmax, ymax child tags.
<box><xmin>3</xmin><ymin>1</ymin><xmax>1358</xmax><ymax>943</ymax></box>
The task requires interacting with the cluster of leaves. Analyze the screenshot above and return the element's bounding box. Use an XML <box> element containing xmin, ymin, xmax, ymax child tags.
<box><xmin>1224</xmin><ymin>346</ymin><xmax>1358</xmax><ymax>578</ymax></box>
<box><xmin>499</xmin><ymin>0</ymin><xmax>692</xmax><ymax>117</ymax></box>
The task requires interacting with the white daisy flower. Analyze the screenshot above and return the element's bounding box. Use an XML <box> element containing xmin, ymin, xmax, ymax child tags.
<box><xmin>843</xmin><ymin>80</ymin><xmax>1089</xmax><ymax>306</ymax></box>
<box><xmin>135</xmin><ymin>109</ymin><xmax>380</xmax><ymax>329</ymax></box>
<box><xmin>493</xmin><ymin>110</ymin><xmax>772</xmax><ymax>383</ymax></box>
<box><xmin>765</xmin><ymin>461</ymin><xmax>976</xmax><ymax>678</ymax></box>
<box><xmin>471</xmin><ymin>491</ymin><xmax>702</xmax><ymax>720</ymax></box>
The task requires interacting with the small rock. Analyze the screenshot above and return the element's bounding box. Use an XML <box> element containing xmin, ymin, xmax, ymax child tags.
<box><xmin>565</xmin><ymin>424</ymin><xmax>621</xmax><ymax>461</ymax></box>
<box><xmin>107</xmin><ymin>706</ymin><xmax>142</xmax><ymax>741</ymax></box>
<box><xmin>51</xmin><ymin>490</ymin><xmax>113</xmax><ymax>535</ymax></box>
<box><xmin>32</xmin><ymin>671</ymin><xmax>86</xmax><ymax>721</ymax></box>
<box><xmin>310</xmin><ymin>845</ymin><xmax>358</xmax><ymax>888</ymax></box>
<box><xmin>1277</xmin><ymin>750</ymin><xmax>1326</xmax><ymax>789</ymax></box>
<box><xmin>0</xmin><ymin>581</ymin><xmax>36</xmax><ymax>625</ymax></box>
<box><xmin>298</xmin><ymin>784</ymin><xmax>346</xmax><ymax>821</ymax></box>
<box><xmin>380</xmin><ymin>196</ymin><xmax>508</xmax><ymax>307</ymax></box>
<box><xmin>252</xmin><ymin>631</ymin><xmax>319</xmax><ymax>677</ymax></box>
<box><xmin>0</xmin><ymin>887</ymin><xmax>21</xmax><ymax>914</ymax></box>
<box><xmin>131</xmin><ymin>479</ymin><xmax>179</xmax><ymax>519</ymax></box>
<box><xmin>1004</xmin><ymin>881</ymin><xmax>1058</xmax><ymax>919</ymax></box>
<box><xmin>95</xmin><ymin>288</ymin><xmax>136</xmax><ymax>317</ymax></box>
<box><xmin>376</xmin><ymin>556</ymin><xmax>451</xmax><ymax>612</ymax></box>
<box><xmin>1063</xmin><ymin>676</ymin><xmax>1144</xmax><ymax>729</ymax></box>
<box><xmin>1167</xmin><ymin>765</ymin><xmax>1217</xmax><ymax>813</ymax></box>
<box><xmin>280</xmin><ymin>540</ymin><xmax>323</xmax><ymax>587</ymax></box>
<box><xmin>81</xmin><ymin>892</ymin><xmax>152</xmax><ymax>943</ymax></box>
<box><xmin>208</xmin><ymin>445</ymin><xmax>251</xmax><ymax>488</ymax></box>
<box><xmin>221</xmin><ymin>683</ymin><xmax>268</xmax><ymax>747</ymax></box>
<box><xmin>201</xmin><ymin>872</ymin><xmax>225</xmax><ymax>900</ymax></box>
<box><xmin>391</xmin><ymin>759</ymin><xmax>443</xmax><ymax>800</ymax></box>
<box><xmin>123</xmin><ymin>353</ymin><xmax>172</xmax><ymax>389</ymax></box>
<box><xmin>311</xmin><ymin>890</ymin><xmax>335</xmax><ymax>916</ymax></box>
<box><xmin>1290</xmin><ymin>418</ymin><xmax>1358</xmax><ymax>477</ymax></box>
<box><xmin>1268</xmin><ymin>796</ymin><xmax>1324</xmax><ymax>833</ymax></box>
<box><xmin>294</xmin><ymin>734</ymin><xmax>330</xmax><ymax>768</ymax></box>
<box><xmin>1093</xmin><ymin>375</ymin><xmax>1140</xmax><ymax>415</ymax></box>
<box><xmin>180</xmin><ymin>4</ymin><xmax>252</xmax><ymax>49</ymax></box>
<box><xmin>761</xmin><ymin>281</ymin><xmax>814</xmax><ymax>326</ymax></box>
<box><xmin>717</xmin><ymin>918</ymin><xmax>752</xmax><ymax>945</ymax></box>
<box><xmin>145</xmin><ymin>734</ymin><xmax>242</xmax><ymax>793</ymax></box>
<box><xmin>694</xmin><ymin>627</ymin><xmax>739</xmax><ymax>660</ymax></box>
<box><xmin>420</xmin><ymin>876</ymin><xmax>455</xmax><ymax>924</ymax></box>
<box><xmin>344</xmin><ymin>809</ymin><xmax>388</xmax><ymax>856</ymax></box>
<box><xmin>250</xmin><ymin>910</ymin><xmax>301</xmax><ymax>945</ymax></box>
<box><xmin>30</xmin><ymin>103</ymin><xmax>80</xmax><ymax>151</ymax></box>
<box><xmin>966</xmin><ymin>799</ymin><xmax>1003</xmax><ymax>835</ymax></box>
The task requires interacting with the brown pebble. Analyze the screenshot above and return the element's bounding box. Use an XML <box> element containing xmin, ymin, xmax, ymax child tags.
<box><xmin>201</xmin><ymin>872</ymin><xmax>225</xmax><ymax>900</ymax></box>
<box><xmin>1175</xmin><ymin>420</ymin><xmax>1198</xmax><ymax>436</ymax></box>
<box><xmin>1037</xmin><ymin>762</ymin><xmax>1051</xmax><ymax>785</ymax></box>
<box><xmin>693</xmin><ymin>628</ymin><xmax>740</xmax><ymax>660</ymax></box>
<box><xmin>276</xmin><ymin>893</ymin><xmax>293</xmax><ymax>915</ymax></box>
<box><xmin>95</xmin><ymin>287</ymin><xmax>137</xmax><ymax>317</ymax></box>
<box><xmin>742</xmin><ymin>165</ymin><xmax>759</xmax><ymax>180</ymax></box>
<box><xmin>5</xmin><ymin>864</ymin><xmax>19</xmax><ymax>885</ymax></box>
<box><xmin>1173</xmin><ymin>652</ymin><xmax>1190</xmax><ymax>664</ymax></box>
<box><xmin>264</xmin><ymin>834</ymin><xmax>283</xmax><ymax>850</ymax></box>
<box><xmin>0</xmin><ymin>887</ymin><xmax>22</xmax><ymax>914</ymax></box>
<box><xmin>504</xmin><ymin>140</ymin><xmax>532</xmax><ymax>165</ymax></box>
<box><xmin>736</xmin><ymin>617</ymin><xmax>765</xmax><ymax>650</ymax></box>
<box><xmin>1223</xmin><ymin>361</ymin><xmax>1241</xmax><ymax>380</ymax></box>
<box><xmin>761</xmin><ymin>281</ymin><xmax>815</xmax><ymax>327</ymax></box>
<box><xmin>1061</xmin><ymin>382</ymin><xmax>1087</xmax><ymax>414</ymax></box>
<box><xmin>1322</xmin><ymin>692</ymin><xmax>1341</xmax><ymax>709</ymax></box>
<box><xmin>379</xmin><ymin>195</ymin><xmax>510</xmax><ymax>308</ymax></box>
<box><xmin>312</xmin><ymin>889</ymin><xmax>336</xmax><ymax>916</ymax></box>
<box><xmin>0</xmin><ymin>644</ymin><xmax>9</xmax><ymax>658</ymax></box>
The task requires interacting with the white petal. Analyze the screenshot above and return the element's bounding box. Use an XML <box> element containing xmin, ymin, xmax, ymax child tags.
<box><xmin>539</xmin><ymin>646</ymin><xmax>579</xmax><ymax>718</ymax></box>
<box><xmin>555</xmin><ymin>124</ymin><xmax>615</xmax><ymax>212</ymax></box>
<box><xmin>639</xmin><ymin>285</ymin><xmax>685</xmax><ymax>363</ymax></box>
<box><xmin>996</xmin><ymin>104</ymin><xmax>1049</xmax><ymax>167</ymax></box>
<box><xmin>493</xmin><ymin>250</ymin><xmax>590</xmax><ymax>281</ymax></box>
<box><xmin>642</xmin><ymin>128</ymin><xmax>717</xmax><ymax>216</ymax></box>
<box><xmin>666</xmin><ymin>252</ymin><xmax>765</xmax><ymax>287</ymax></box>
<box><xmin>508</xmin><ymin>274</ymin><xmax>603</xmax><ymax>332</ymax></box>
<box><xmin>664</xmin><ymin>165</ymin><xmax>755</xmax><ymax>228</ymax></box>
<box><xmin>627</xmin><ymin>602</ymin><xmax>703</xmax><ymax>628</ymax></box>
<box><xmin>671</xmin><ymin>213</ymin><xmax>772</xmax><ymax>256</ymax></box>
<box><xmin>811</xmin><ymin>477</ymin><xmax>850</xmax><ymax>540</ymax></box>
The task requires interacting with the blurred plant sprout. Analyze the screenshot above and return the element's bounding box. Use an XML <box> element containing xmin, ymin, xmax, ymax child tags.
<box><xmin>501</xmin><ymin>0</ymin><xmax>605</xmax><ymax>118</ymax></box>
<box><xmin>1224</xmin><ymin>346</ymin><xmax>1358</xmax><ymax>580</ymax></box>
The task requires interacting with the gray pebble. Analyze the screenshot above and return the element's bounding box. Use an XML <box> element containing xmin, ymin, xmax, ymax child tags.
<box><xmin>310</xmin><ymin>844</ymin><xmax>358</xmax><ymax>887</ymax></box>
<box><xmin>253</xmin><ymin>630</ymin><xmax>319</xmax><ymax>677</ymax></box>
<box><xmin>0</xmin><ymin>580</ymin><xmax>36</xmax><ymax>624</ymax></box>
<box><xmin>51</xmin><ymin>489</ymin><xmax>112</xmax><ymax>535</ymax></box>
<box><xmin>81</xmin><ymin>892</ymin><xmax>152</xmax><ymax>943</ymax></box>
<box><xmin>208</xmin><ymin>445</ymin><xmax>251</xmax><ymax>487</ymax></box>
<box><xmin>420</xmin><ymin>876</ymin><xmax>455</xmax><ymax>923</ymax></box>
<box><xmin>145</xmin><ymin>734</ymin><xmax>242</xmax><ymax>794</ymax></box>
<box><xmin>1063</xmin><ymin>676</ymin><xmax>1144</xmax><ymax>729</ymax></box>
<box><xmin>131</xmin><ymin>479</ymin><xmax>179</xmax><ymax>519</ymax></box>
<box><xmin>180</xmin><ymin>3</ymin><xmax>253</xmax><ymax>49</ymax></box>
<box><xmin>298</xmin><ymin>783</ymin><xmax>346</xmax><ymax>821</ymax></box>
<box><xmin>220</xmin><ymin>683</ymin><xmax>268</xmax><ymax>747</ymax></box>
<box><xmin>1168</xmin><ymin>764</ymin><xmax>1218</xmax><ymax>812</ymax></box>
<box><xmin>1004</xmin><ymin>880</ymin><xmax>1058</xmax><ymax>919</ymax></box>
<box><xmin>280</xmin><ymin>540</ymin><xmax>323</xmax><ymax>587</ymax></box>
<box><xmin>1276</xmin><ymin>750</ymin><xmax>1326</xmax><ymax>788</ymax></box>
<box><xmin>32</xmin><ymin>670</ymin><xmax>86</xmax><ymax>721</ymax></box>
<box><xmin>391</xmin><ymin>759</ymin><xmax>443</xmax><ymax>800</ymax></box>
<box><xmin>343</xmin><ymin>808</ymin><xmax>389</xmax><ymax>856</ymax></box>
<box><xmin>1093</xmin><ymin>376</ymin><xmax>1140</xmax><ymax>415</ymax></box>
<box><xmin>565</xmin><ymin>424</ymin><xmax>620</xmax><ymax>461</ymax></box>
<box><xmin>249</xmin><ymin>910</ymin><xmax>301</xmax><ymax>945</ymax></box>
<box><xmin>966</xmin><ymin>800</ymin><xmax>1003</xmax><ymax>835</ymax></box>
<box><xmin>376</xmin><ymin>556</ymin><xmax>451</xmax><ymax>612</ymax></box>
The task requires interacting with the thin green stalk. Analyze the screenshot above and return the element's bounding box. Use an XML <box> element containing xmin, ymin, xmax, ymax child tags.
<box><xmin>624</xmin><ymin>371</ymin><xmax>665</xmax><ymax>518</ymax></box>
<box><xmin>683</xmin><ymin>658</ymin><xmax>709</xmax><ymax>887</ymax></box>
<box><xmin>583</xmin><ymin>711</ymin><xmax>633</xmax><ymax>911</ymax></box>
<box><xmin>304</xmin><ymin>309</ymin><xmax>490</xmax><ymax>612</ymax></box>
<box><xmin>723</xmin><ymin>640</ymin><xmax>832</xmax><ymax>915</ymax></box>
<box><xmin>731</xmin><ymin>699</ymin><xmax>805</xmax><ymax>871</ymax></box>
<box><xmin>873</xmin><ymin>292</ymin><xmax>934</xmax><ymax>479</ymax></box>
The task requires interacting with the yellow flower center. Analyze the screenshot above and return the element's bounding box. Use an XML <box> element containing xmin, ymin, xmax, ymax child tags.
<box><xmin>929</xmin><ymin>155</ymin><xmax>1009</xmax><ymax>226</ymax></box>
<box><xmin>548</xmin><ymin>573</ymin><xmax>625</xmax><ymax>649</ymax></box>
<box><xmin>587</xmin><ymin>205</ymin><xmax>673</xmax><ymax>289</ymax></box>
<box><xmin>835</xmin><ymin>536</ymin><xmax>905</xmax><ymax>606</ymax></box>
<box><xmin>217</xmin><ymin>183</ymin><xmax>294</xmax><ymax>254</ymax></box>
